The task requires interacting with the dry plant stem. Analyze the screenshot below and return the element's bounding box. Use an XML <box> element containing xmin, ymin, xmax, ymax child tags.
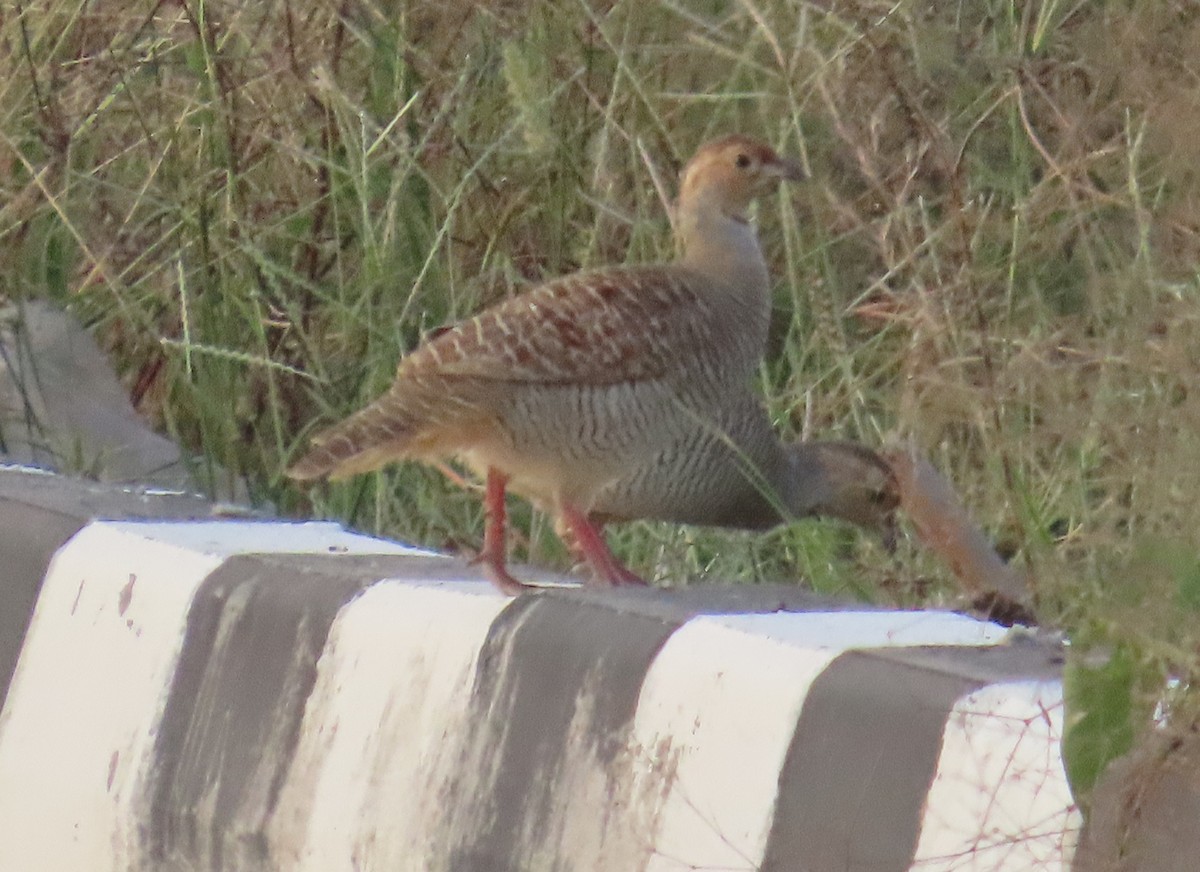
<box><xmin>477</xmin><ymin>467</ymin><xmax>531</xmax><ymax>596</ymax></box>
<box><xmin>883</xmin><ymin>447</ymin><xmax>1031</xmax><ymax>606</ymax></box>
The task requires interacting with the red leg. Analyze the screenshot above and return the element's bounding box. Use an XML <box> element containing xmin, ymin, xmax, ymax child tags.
<box><xmin>558</xmin><ymin>504</ymin><xmax>647</xmax><ymax>588</ymax></box>
<box><xmin>473</xmin><ymin>467</ymin><xmax>531</xmax><ymax>596</ymax></box>
<box><xmin>554</xmin><ymin>514</ymin><xmax>590</xmax><ymax>569</ymax></box>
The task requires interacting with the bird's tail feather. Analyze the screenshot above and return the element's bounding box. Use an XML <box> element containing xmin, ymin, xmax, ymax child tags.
<box><xmin>286</xmin><ymin>399</ymin><xmax>418</xmax><ymax>482</ymax></box>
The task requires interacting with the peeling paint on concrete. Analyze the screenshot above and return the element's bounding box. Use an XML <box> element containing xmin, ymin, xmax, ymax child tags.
<box><xmin>0</xmin><ymin>470</ymin><xmax>1080</xmax><ymax>872</ymax></box>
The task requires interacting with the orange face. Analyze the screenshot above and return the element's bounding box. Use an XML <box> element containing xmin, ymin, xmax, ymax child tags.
<box><xmin>678</xmin><ymin>135</ymin><xmax>806</xmax><ymax>217</ymax></box>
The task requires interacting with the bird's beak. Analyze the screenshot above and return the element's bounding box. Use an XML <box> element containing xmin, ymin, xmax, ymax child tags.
<box><xmin>768</xmin><ymin>156</ymin><xmax>806</xmax><ymax>183</ymax></box>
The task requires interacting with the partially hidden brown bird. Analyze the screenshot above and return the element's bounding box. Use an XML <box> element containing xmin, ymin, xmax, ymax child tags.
<box><xmin>584</xmin><ymin>389</ymin><xmax>899</xmax><ymax>551</ymax></box>
<box><xmin>288</xmin><ymin>135</ymin><xmax>808</xmax><ymax>594</ymax></box>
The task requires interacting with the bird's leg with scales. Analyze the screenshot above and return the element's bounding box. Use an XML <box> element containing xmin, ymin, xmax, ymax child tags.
<box><xmin>474</xmin><ymin>467</ymin><xmax>532</xmax><ymax>595</ymax></box>
<box><xmin>558</xmin><ymin>504</ymin><xmax>647</xmax><ymax>587</ymax></box>
<box><xmin>478</xmin><ymin>470</ymin><xmax>643</xmax><ymax>590</ymax></box>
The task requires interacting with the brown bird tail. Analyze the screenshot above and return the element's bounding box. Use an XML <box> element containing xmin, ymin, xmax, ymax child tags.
<box><xmin>286</xmin><ymin>397</ymin><xmax>419</xmax><ymax>482</ymax></box>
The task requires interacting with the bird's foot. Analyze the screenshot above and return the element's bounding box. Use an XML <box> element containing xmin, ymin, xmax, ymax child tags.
<box><xmin>559</xmin><ymin>504</ymin><xmax>648</xmax><ymax>588</ymax></box>
<box><xmin>469</xmin><ymin>534</ymin><xmax>536</xmax><ymax>596</ymax></box>
<box><xmin>472</xmin><ymin>552</ymin><xmax>534</xmax><ymax>596</ymax></box>
<box><xmin>474</xmin><ymin>466</ymin><xmax>534</xmax><ymax>597</ymax></box>
<box><xmin>598</xmin><ymin>563</ymin><xmax>649</xmax><ymax>588</ymax></box>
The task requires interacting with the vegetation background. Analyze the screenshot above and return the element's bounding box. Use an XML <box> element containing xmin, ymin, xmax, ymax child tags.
<box><xmin>3</xmin><ymin>0</ymin><xmax>1199</xmax><ymax>810</ymax></box>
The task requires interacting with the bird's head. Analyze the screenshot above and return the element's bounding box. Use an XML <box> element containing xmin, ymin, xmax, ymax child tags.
<box><xmin>785</xmin><ymin>441</ymin><xmax>900</xmax><ymax>551</ymax></box>
<box><xmin>678</xmin><ymin>135</ymin><xmax>805</xmax><ymax>222</ymax></box>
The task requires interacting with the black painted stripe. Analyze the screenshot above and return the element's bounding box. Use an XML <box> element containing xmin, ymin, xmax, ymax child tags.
<box><xmin>141</xmin><ymin>552</ymin><xmax>464</xmax><ymax>868</ymax></box>
<box><xmin>760</xmin><ymin>641</ymin><xmax>1064</xmax><ymax>872</ymax></box>
<box><xmin>433</xmin><ymin>583</ymin><xmax>874</xmax><ymax>871</ymax></box>
<box><xmin>437</xmin><ymin>592</ymin><xmax>679</xmax><ymax>871</ymax></box>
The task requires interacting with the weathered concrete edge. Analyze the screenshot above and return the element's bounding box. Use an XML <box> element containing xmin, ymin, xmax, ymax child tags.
<box><xmin>0</xmin><ymin>467</ymin><xmax>1080</xmax><ymax>871</ymax></box>
<box><xmin>0</xmin><ymin>464</ymin><xmax>216</xmax><ymax>705</ymax></box>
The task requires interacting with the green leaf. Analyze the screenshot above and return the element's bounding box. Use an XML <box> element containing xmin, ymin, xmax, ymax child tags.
<box><xmin>1062</xmin><ymin>644</ymin><xmax>1138</xmax><ymax>814</ymax></box>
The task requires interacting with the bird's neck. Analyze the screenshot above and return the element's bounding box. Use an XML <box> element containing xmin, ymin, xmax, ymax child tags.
<box><xmin>725</xmin><ymin>444</ymin><xmax>841</xmax><ymax>529</ymax></box>
<box><xmin>778</xmin><ymin>445</ymin><xmax>833</xmax><ymax>519</ymax></box>
<box><xmin>725</xmin><ymin>439</ymin><xmax>799</xmax><ymax>530</ymax></box>
<box><xmin>692</xmin><ymin>416</ymin><xmax>799</xmax><ymax>531</ymax></box>
<box><xmin>676</xmin><ymin>203</ymin><xmax>770</xmax><ymax>294</ymax></box>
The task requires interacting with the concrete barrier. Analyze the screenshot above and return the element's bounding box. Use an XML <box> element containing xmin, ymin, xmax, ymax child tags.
<box><xmin>0</xmin><ymin>465</ymin><xmax>1079</xmax><ymax>871</ymax></box>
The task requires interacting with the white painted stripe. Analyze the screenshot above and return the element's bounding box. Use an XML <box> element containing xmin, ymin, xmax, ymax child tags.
<box><xmin>631</xmin><ymin>619</ymin><xmax>825</xmax><ymax>871</ymax></box>
<box><xmin>0</xmin><ymin>519</ymin><xmax>436</xmax><ymax>872</ymax></box>
<box><xmin>267</xmin><ymin>580</ymin><xmax>512</xmax><ymax>868</ymax></box>
<box><xmin>626</xmin><ymin>612</ymin><xmax>1027</xmax><ymax>872</ymax></box>
<box><xmin>0</xmin><ymin>462</ymin><xmax>56</xmax><ymax>475</ymax></box>
<box><xmin>708</xmin><ymin>608</ymin><xmax>1012</xmax><ymax>649</ymax></box>
<box><xmin>103</xmin><ymin>519</ymin><xmax>433</xmax><ymax>557</ymax></box>
<box><xmin>0</xmin><ymin>523</ymin><xmax>225</xmax><ymax>872</ymax></box>
<box><xmin>914</xmin><ymin>680</ymin><xmax>1080</xmax><ymax>870</ymax></box>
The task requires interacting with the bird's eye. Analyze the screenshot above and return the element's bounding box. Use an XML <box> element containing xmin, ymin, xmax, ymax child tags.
<box><xmin>735</xmin><ymin>153</ymin><xmax>752</xmax><ymax>169</ymax></box>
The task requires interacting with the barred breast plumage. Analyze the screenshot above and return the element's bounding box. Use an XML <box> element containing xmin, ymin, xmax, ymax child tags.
<box><xmin>588</xmin><ymin>389</ymin><xmax>899</xmax><ymax>542</ymax></box>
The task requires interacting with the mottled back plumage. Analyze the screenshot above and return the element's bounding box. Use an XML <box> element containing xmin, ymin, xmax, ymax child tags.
<box><xmin>286</xmin><ymin>263</ymin><xmax>765</xmax><ymax>482</ymax></box>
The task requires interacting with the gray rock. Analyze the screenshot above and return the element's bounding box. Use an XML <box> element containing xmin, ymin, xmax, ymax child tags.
<box><xmin>0</xmin><ymin>300</ymin><xmax>246</xmax><ymax>501</ymax></box>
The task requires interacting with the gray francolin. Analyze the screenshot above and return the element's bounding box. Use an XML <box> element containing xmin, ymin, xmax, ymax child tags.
<box><xmin>288</xmin><ymin>135</ymin><xmax>804</xmax><ymax>594</ymax></box>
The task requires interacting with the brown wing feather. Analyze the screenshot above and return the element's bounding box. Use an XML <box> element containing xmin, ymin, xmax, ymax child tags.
<box><xmin>403</xmin><ymin>265</ymin><xmax>717</xmax><ymax>386</ymax></box>
<box><xmin>288</xmin><ymin>264</ymin><xmax>724</xmax><ymax>481</ymax></box>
